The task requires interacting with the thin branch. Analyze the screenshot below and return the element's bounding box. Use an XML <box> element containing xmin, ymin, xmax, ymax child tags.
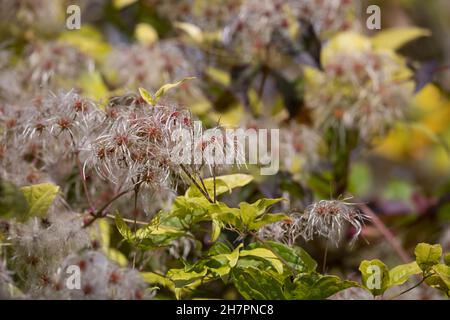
<box><xmin>68</xmin><ymin>132</ymin><xmax>94</xmax><ymax>209</ymax></box>
<box><xmin>180</xmin><ymin>164</ymin><xmax>213</xmax><ymax>203</ymax></box>
<box><xmin>198</xmin><ymin>174</ymin><xmax>211</xmax><ymax>201</ymax></box>
<box><xmin>82</xmin><ymin>186</ymin><xmax>136</xmax><ymax>228</ymax></box>
<box><xmin>322</xmin><ymin>240</ymin><xmax>329</xmax><ymax>274</ymax></box>
<box><xmin>388</xmin><ymin>275</ymin><xmax>430</xmax><ymax>300</ymax></box>
<box><xmin>358</xmin><ymin>203</ymin><xmax>411</xmax><ymax>264</ymax></box>
<box><xmin>105</xmin><ymin>213</ymin><xmax>148</xmax><ymax>226</ymax></box>
<box><xmin>213</xmin><ymin>165</ymin><xmax>217</xmax><ymax>203</ymax></box>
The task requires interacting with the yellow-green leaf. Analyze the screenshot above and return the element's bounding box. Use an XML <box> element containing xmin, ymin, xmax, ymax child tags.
<box><xmin>359</xmin><ymin>259</ymin><xmax>390</xmax><ymax>296</ymax></box>
<box><xmin>175</xmin><ymin>22</ymin><xmax>204</xmax><ymax>43</ymax></box>
<box><xmin>389</xmin><ymin>262</ymin><xmax>421</xmax><ymax>286</ymax></box>
<box><xmin>107</xmin><ymin>248</ymin><xmax>128</xmax><ymax>267</ymax></box>
<box><xmin>114</xmin><ymin>213</ymin><xmax>133</xmax><ymax>240</ymax></box>
<box><xmin>185</xmin><ymin>174</ymin><xmax>253</xmax><ymax>198</ymax></box>
<box><xmin>59</xmin><ymin>25</ymin><xmax>111</xmax><ymax>62</ymax></box>
<box><xmin>138</xmin><ymin>87</ymin><xmax>155</xmax><ymax>106</ymax></box>
<box><xmin>205</xmin><ymin>67</ymin><xmax>230</xmax><ymax>86</ymax></box>
<box><xmin>141</xmin><ymin>272</ymin><xmax>175</xmax><ymax>292</ymax></box>
<box><xmin>371</xmin><ymin>27</ymin><xmax>431</xmax><ymax>50</ymax></box>
<box><xmin>113</xmin><ymin>0</ymin><xmax>138</xmax><ymax>9</ymax></box>
<box><xmin>211</xmin><ymin>219</ymin><xmax>221</xmax><ymax>242</ymax></box>
<box><xmin>20</xmin><ymin>183</ymin><xmax>59</xmax><ymax>218</ymax></box>
<box><xmin>415</xmin><ymin>243</ymin><xmax>442</xmax><ymax>271</ymax></box>
<box><xmin>240</xmin><ymin>248</ymin><xmax>283</xmax><ymax>274</ymax></box>
<box><xmin>154</xmin><ymin>77</ymin><xmax>196</xmax><ymax>103</ymax></box>
<box><xmin>135</xmin><ymin>23</ymin><xmax>158</xmax><ymax>45</ymax></box>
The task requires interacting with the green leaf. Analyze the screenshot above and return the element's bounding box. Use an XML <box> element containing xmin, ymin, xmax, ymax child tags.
<box><xmin>20</xmin><ymin>183</ymin><xmax>59</xmax><ymax>218</ymax></box>
<box><xmin>231</xmin><ymin>267</ymin><xmax>286</xmax><ymax>300</ymax></box>
<box><xmin>237</xmin><ymin>198</ymin><xmax>287</xmax><ymax>232</ymax></box>
<box><xmin>135</xmin><ymin>23</ymin><xmax>158</xmax><ymax>45</ymax></box>
<box><xmin>77</xmin><ymin>71</ymin><xmax>109</xmax><ymax>101</ymax></box>
<box><xmin>185</xmin><ymin>174</ymin><xmax>253</xmax><ymax>198</ymax></box>
<box><xmin>248</xmin><ymin>213</ymin><xmax>289</xmax><ymax>231</ymax></box>
<box><xmin>425</xmin><ymin>264</ymin><xmax>450</xmax><ymax>296</ymax></box>
<box><xmin>141</xmin><ymin>269</ymin><xmax>206</xmax><ymax>300</ymax></box>
<box><xmin>371</xmin><ymin>27</ymin><xmax>431</xmax><ymax>50</ymax></box>
<box><xmin>359</xmin><ymin>259</ymin><xmax>390</xmax><ymax>296</ymax></box>
<box><xmin>95</xmin><ymin>219</ymin><xmax>128</xmax><ymax>267</ymax></box>
<box><xmin>287</xmin><ymin>273</ymin><xmax>358</xmax><ymax>300</ymax></box>
<box><xmin>175</xmin><ymin>22</ymin><xmax>204</xmax><ymax>43</ymax></box>
<box><xmin>115</xmin><ymin>213</ymin><xmax>134</xmax><ymax>240</ymax></box>
<box><xmin>167</xmin><ymin>268</ymin><xmax>208</xmax><ymax>288</ymax></box>
<box><xmin>239</xmin><ymin>202</ymin><xmax>257</xmax><ymax>226</ymax></box>
<box><xmin>348</xmin><ymin>162</ymin><xmax>372</xmax><ymax>197</ymax></box>
<box><xmin>414</xmin><ymin>243</ymin><xmax>442</xmax><ymax>272</ymax></box>
<box><xmin>382</xmin><ymin>179</ymin><xmax>413</xmax><ymax>201</ymax></box>
<box><xmin>445</xmin><ymin>253</ymin><xmax>450</xmax><ymax>266</ymax></box>
<box><xmin>207</xmin><ymin>242</ymin><xmax>231</xmax><ymax>256</ymax></box>
<box><xmin>59</xmin><ymin>26</ymin><xmax>111</xmax><ymax>62</ymax></box>
<box><xmin>205</xmin><ymin>67</ymin><xmax>230</xmax><ymax>86</ymax></box>
<box><xmin>240</xmin><ymin>248</ymin><xmax>284</xmax><ymax>274</ymax></box>
<box><xmin>106</xmin><ymin>248</ymin><xmax>128</xmax><ymax>267</ymax></box>
<box><xmin>210</xmin><ymin>219</ymin><xmax>221</xmax><ymax>242</ymax></box>
<box><xmin>139</xmin><ymin>77</ymin><xmax>196</xmax><ymax>106</ymax></box>
<box><xmin>388</xmin><ymin>262</ymin><xmax>421</xmax><ymax>287</ymax></box>
<box><xmin>115</xmin><ymin>213</ymin><xmax>184</xmax><ymax>249</ymax></box>
<box><xmin>0</xmin><ymin>180</ymin><xmax>28</xmax><ymax>220</ymax></box>
<box><xmin>141</xmin><ymin>272</ymin><xmax>175</xmax><ymax>292</ymax></box>
<box><xmin>138</xmin><ymin>87</ymin><xmax>155</xmax><ymax>106</ymax></box>
<box><xmin>247</xmin><ymin>241</ymin><xmax>317</xmax><ymax>273</ymax></box>
<box><xmin>190</xmin><ymin>244</ymin><xmax>242</xmax><ymax>278</ymax></box>
<box><xmin>113</xmin><ymin>0</ymin><xmax>138</xmax><ymax>9</ymax></box>
<box><xmin>154</xmin><ymin>77</ymin><xmax>196</xmax><ymax>103</ymax></box>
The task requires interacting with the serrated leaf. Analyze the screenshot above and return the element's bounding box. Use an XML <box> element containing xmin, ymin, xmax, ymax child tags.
<box><xmin>20</xmin><ymin>183</ymin><xmax>59</xmax><ymax>218</ymax></box>
<box><xmin>415</xmin><ymin>243</ymin><xmax>442</xmax><ymax>272</ymax></box>
<box><xmin>371</xmin><ymin>27</ymin><xmax>431</xmax><ymax>50</ymax></box>
<box><xmin>359</xmin><ymin>259</ymin><xmax>390</xmax><ymax>296</ymax></box>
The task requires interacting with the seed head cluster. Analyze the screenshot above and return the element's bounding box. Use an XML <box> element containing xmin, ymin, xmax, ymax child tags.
<box><xmin>45</xmin><ymin>251</ymin><xmax>151</xmax><ymax>300</ymax></box>
<box><xmin>306</xmin><ymin>49</ymin><xmax>413</xmax><ymax>139</ymax></box>
<box><xmin>259</xmin><ymin>200</ymin><xmax>368</xmax><ymax>246</ymax></box>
